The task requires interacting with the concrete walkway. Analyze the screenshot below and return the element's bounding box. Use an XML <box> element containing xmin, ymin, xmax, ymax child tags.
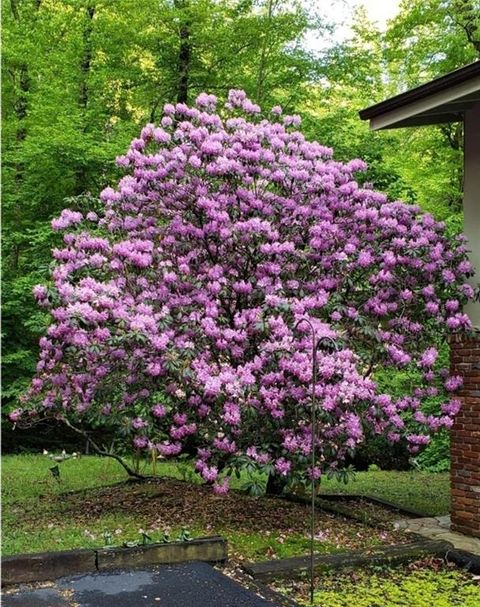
<box><xmin>2</xmin><ymin>562</ymin><xmax>283</xmax><ymax>607</ymax></box>
<box><xmin>393</xmin><ymin>515</ymin><xmax>480</xmax><ymax>556</ymax></box>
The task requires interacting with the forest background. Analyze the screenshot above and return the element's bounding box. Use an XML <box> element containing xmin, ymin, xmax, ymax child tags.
<box><xmin>3</xmin><ymin>0</ymin><xmax>480</xmax><ymax>465</ymax></box>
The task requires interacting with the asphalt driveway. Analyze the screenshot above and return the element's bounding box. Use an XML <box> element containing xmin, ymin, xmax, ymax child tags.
<box><xmin>2</xmin><ymin>561</ymin><xmax>285</xmax><ymax>607</ymax></box>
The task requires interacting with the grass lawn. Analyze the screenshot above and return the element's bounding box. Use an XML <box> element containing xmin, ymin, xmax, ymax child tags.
<box><xmin>2</xmin><ymin>454</ymin><xmax>448</xmax><ymax>560</ymax></box>
<box><xmin>319</xmin><ymin>469</ymin><xmax>450</xmax><ymax>517</ymax></box>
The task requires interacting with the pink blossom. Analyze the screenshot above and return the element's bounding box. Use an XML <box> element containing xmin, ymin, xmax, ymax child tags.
<box><xmin>152</xmin><ymin>404</ymin><xmax>167</xmax><ymax>418</ymax></box>
<box><xmin>51</xmin><ymin>209</ymin><xmax>83</xmax><ymax>230</ymax></box>
<box><xmin>444</xmin><ymin>376</ymin><xmax>463</xmax><ymax>392</ymax></box>
<box><xmin>202</xmin><ymin>466</ymin><xmax>218</xmax><ymax>482</ymax></box>
<box><xmin>132</xmin><ymin>417</ymin><xmax>147</xmax><ymax>429</ymax></box>
<box><xmin>275</xmin><ymin>457</ymin><xmax>291</xmax><ymax>476</ymax></box>
<box><xmin>419</xmin><ymin>347</ymin><xmax>438</xmax><ymax>369</ymax></box>
<box><xmin>213</xmin><ymin>477</ymin><xmax>230</xmax><ymax>495</ymax></box>
<box><xmin>9</xmin><ymin>409</ymin><xmax>22</xmax><ymax>422</ymax></box>
<box><xmin>23</xmin><ymin>90</ymin><xmax>471</xmax><ymax>491</ymax></box>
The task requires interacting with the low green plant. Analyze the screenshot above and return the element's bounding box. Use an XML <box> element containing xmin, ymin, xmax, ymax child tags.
<box><xmin>242</xmin><ymin>478</ymin><xmax>266</xmax><ymax>496</ymax></box>
<box><xmin>177</xmin><ymin>528</ymin><xmax>191</xmax><ymax>542</ymax></box>
<box><xmin>105</xmin><ymin>528</ymin><xmax>191</xmax><ymax>549</ymax></box>
<box><xmin>103</xmin><ymin>530</ymin><xmax>113</xmax><ymax>547</ymax></box>
<box><xmin>273</xmin><ymin>565</ymin><xmax>480</xmax><ymax>607</ymax></box>
<box><xmin>308</xmin><ymin>568</ymin><xmax>480</xmax><ymax>607</ymax></box>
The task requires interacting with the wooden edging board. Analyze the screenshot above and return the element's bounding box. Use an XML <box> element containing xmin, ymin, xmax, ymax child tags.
<box><xmin>315</xmin><ymin>493</ymin><xmax>429</xmax><ymax>518</ymax></box>
<box><xmin>243</xmin><ymin>539</ymin><xmax>454</xmax><ymax>582</ymax></box>
<box><xmin>281</xmin><ymin>493</ymin><xmax>426</xmax><ymax>528</ymax></box>
<box><xmin>2</xmin><ymin>536</ymin><xmax>227</xmax><ymax>585</ymax></box>
<box><xmin>446</xmin><ymin>548</ymin><xmax>480</xmax><ymax>574</ymax></box>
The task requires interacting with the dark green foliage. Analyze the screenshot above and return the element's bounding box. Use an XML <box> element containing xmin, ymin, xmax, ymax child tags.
<box><xmin>2</xmin><ymin>0</ymin><xmax>321</xmax><ymax>414</ymax></box>
<box><xmin>416</xmin><ymin>432</ymin><xmax>451</xmax><ymax>473</ymax></box>
<box><xmin>347</xmin><ymin>437</ymin><xmax>411</xmax><ymax>472</ymax></box>
<box><xmin>2</xmin><ymin>1</ymin><xmax>472</xmax><ymax>482</ymax></box>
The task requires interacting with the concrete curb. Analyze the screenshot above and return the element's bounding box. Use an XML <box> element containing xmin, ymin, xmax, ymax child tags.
<box><xmin>2</xmin><ymin>536</ymin><xmax>227</xmax><ymax>585</ymax></box>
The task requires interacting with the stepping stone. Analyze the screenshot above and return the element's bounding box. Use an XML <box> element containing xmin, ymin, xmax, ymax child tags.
<box><xmin>392</xmin><ymin>516</ymin><xmax>480</xmax><ymax>556</ymax></box>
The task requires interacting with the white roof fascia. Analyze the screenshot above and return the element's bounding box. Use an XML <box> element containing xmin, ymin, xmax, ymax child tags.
<box><xmin>369</xmin><ymin>75</ymin><xmax>480</xmax><ymax>130</ymax></box>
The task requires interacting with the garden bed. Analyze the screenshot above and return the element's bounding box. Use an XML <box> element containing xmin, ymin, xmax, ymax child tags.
<box><xmin>4</xmin><ymin>475</ymin><xmax>408</xmax><ymax>562</ymax></box>
<box><xmin>2</xmin><ymin>455</ymin><xmax>417</xmax><ymax>565</ymax></box>
<box><xmin>3</xmin><ymin>455</ymin><xmax>453</xmax><ymax>575</ymax></box>
<box><xmin>316</xmin><ymin>493</ymin><xmax>426</xmax><ymax>518</ymax></box>
<box><xmin>269</xmin><ymin>558</ymin><xmax>480</xmax><ymax>606</ymax></box>
<box><xmin>287</xmin><ymin>494</ymin><xmax>415</xmax><ymax>528</ymax></box>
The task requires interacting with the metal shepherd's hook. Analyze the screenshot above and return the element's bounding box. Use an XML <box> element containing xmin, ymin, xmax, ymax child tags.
<box><xmin>294</xmin><ymin>319</ymin><xmax>339</xmax><ymax>606</ymax></box>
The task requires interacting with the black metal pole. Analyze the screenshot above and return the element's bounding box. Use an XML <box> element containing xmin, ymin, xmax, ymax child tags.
<box><xmin>310</xmin><ymin>331</ymin><xmax>317</xmax><ymax>605</ymax></box>
<box><xmin>294</xmin><ymin>320</ymin><xmax>339</xmax><ymax>606</ymax></box>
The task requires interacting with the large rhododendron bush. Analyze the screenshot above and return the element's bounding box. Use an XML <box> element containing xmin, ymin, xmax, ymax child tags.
<box><xmin>17</xmin><ymin>91</ymin><xmax>473</xmax><ymax>492</ymax></box>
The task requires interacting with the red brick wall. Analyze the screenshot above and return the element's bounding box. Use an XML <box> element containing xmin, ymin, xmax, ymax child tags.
<box><xmin>450</xmin><ymin>332</ymin><xmax>480</xmax><ymax>538</ymax></box>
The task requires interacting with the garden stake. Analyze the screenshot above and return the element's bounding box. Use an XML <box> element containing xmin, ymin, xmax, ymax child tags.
<box><xmin>294</xmin><ymin>319</ymin><xmax>339</xmax><ymax>605</ymax></box>
<box><xmin>49</xmin><ymin>464</ymin><xmax>60</xmax><ymax>482</ymax></box>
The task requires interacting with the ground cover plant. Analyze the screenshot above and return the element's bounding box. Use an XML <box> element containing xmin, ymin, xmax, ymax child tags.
<box><xmin>2</xmin><ymin>454</ymin><xmax>423</xmax><ymax>559</ymax></box>
<box><xmin>14</xmin><ymin>91</ymin><xmax>472</xmax><ymax>498</ymax></box>
<box><xmin>270</xmin><ymin>559</ymin><xmax>480</xmax><ymax>606</ymax></box>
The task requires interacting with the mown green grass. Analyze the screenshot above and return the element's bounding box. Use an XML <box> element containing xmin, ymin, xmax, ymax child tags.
<box><xmin>319</xmin><ymin>470</ymin><xmax>450</xmax><ymax>516</ymax></box>
<box><xmin>2</xmin><ymin>454</ymin><xmax>449</xmax><ymax>557</ymax></box>
<box><xmin>1</xmin><ymin>454</ymin><xmax>183</xmax><ymax>555</ymax></box>
<box><xmin>0</xmin><ymin>455</ymin><xmax>352</xmax><ymax>558</ymax></box>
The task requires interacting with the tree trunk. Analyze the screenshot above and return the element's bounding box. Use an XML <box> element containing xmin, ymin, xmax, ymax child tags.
<box><xmin>9</xmin><ymin>0</ymin><xmax>41</xmax><ymax>272</ymax></box>
<box><xmin>61</xmin><ymin>418</ymin><xmax>153</xmax><ymax>481</ymax></box>
<box><xmin>76</xmin><ymin>4</ymin><xmax>95</xmax><ymax>194</ymax></box>
<box><xmin>79</xmin><ymin>5</ymin><xmax>95</xmax><ymax>110</ymax></box>
<box><xmin>265</xmin><ymin>473</ymin><xmax>287</xmax><ymax>495</ymax></box>
<box><xmin>454</xmin><ymin>0</ymin><xmax>480</xmax><ymax>54</ymax></box>
<box><xmin>255</xmin><ymin>0</ymin><xmax>275</xmax><ymax>103</ymax></box>
<box><xmin>174</xmin><ymin>0</ymin><xmax>191</xmax><ymax>104</ymax></box>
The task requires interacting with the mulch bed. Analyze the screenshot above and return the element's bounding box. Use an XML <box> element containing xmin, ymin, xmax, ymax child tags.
<box><xmin>36</xmin><ymin>478</ymin><xmax>407</xmax><ymax>549</ymax></box>
<box><xmin>316</xmin><ymin>496</ymin><xmax>409</xmax><ymax>525</ymax></box>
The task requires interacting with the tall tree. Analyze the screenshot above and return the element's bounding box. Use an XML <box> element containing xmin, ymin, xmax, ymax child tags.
<box><xmin>174</xmin><ymin>0</ymin><xmax>191</xmax><ymax>103</ymax></box>
<box><xmin>1</xmin><ymin>0</ymin><xmax>322</xmax><ymax>414</ymax></box>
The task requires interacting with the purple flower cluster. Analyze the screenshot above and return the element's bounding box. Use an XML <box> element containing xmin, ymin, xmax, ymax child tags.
<box><xmin>20</xmin><ymin>91</ymin><xmax>473</xmax><ymax>491</ymax></box>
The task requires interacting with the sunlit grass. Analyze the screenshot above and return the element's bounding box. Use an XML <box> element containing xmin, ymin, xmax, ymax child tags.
<box><xmin>1</xmin><ymin>454</ymin><xmax>450</xmax><ymax>557</ymax></box>
<box><xmin>319</xmin><ymin>470</ymin><xmax>450</xmax><ymax>516</ymax></box>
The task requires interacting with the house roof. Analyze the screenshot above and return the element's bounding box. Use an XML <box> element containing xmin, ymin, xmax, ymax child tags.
<box><xmin>359</xmin><ymin>61</ymin><xmax>480</xmax><ymax>130</ymax></box>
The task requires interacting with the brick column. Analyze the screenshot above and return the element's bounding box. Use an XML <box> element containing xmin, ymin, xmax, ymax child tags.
<box><xmin>450</xmin><ymin>332</ymin><xmax>480</xmax><ymax>538</ymax></box>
